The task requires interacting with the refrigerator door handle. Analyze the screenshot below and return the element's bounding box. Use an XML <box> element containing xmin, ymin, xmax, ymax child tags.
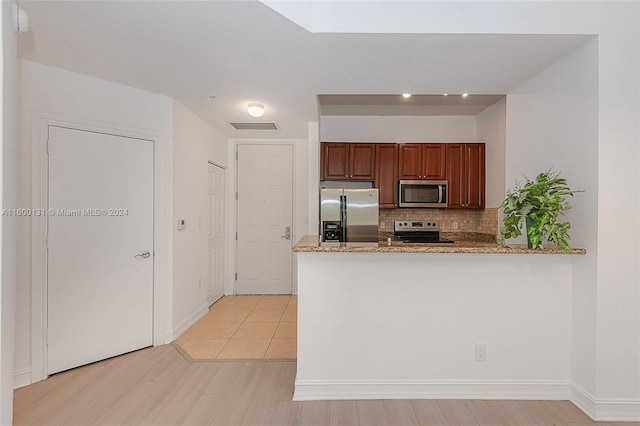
<box><xmin>340</xmin><ymin>195</ymin><xmax>347</xmax><ymax>242</ymax></box>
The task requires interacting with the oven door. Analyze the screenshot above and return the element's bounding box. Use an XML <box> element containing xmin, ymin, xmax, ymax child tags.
<box><xmin>398</xmin><ymin>180</ymin><xmax>447</xmax><ymax>208</ymax></box>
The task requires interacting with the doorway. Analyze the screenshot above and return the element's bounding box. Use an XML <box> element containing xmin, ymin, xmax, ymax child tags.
<box><xmin>47</xmin><ymin>126</ymin><xmax>154</xmax><ymax>374</ymax></box>
<box><xmin>236</xmin><ymin>144</ymin><xmax>293</xmax><ymax>295</ymax></box>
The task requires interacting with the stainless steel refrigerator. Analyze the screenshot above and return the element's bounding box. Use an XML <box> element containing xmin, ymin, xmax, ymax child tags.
<box><xmin>320</xmin><ymin>188</ymin><xmax>379</xmax><ymax>242</ymax></box>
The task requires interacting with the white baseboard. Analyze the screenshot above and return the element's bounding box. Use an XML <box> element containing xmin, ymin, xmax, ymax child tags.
<box><xmin>167</xmin><ymin>303</ymin><xmax>209</xmax><ymax>343</ymax></box>
<box><xmin>293</xmin><ymin>379</ymin><xmax>570</xmax><ymax>401</ymax></box>
<box><xmin>14</xmin><ymin>368</ymin><xmax>31</xmax><ymax>389</ymax></box>
<box><xmin>569</xmin><ymin>383</ymin><xmax>640</xmax><ymax>422</ymax></box>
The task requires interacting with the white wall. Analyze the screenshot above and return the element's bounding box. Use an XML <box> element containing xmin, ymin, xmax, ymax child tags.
<box><xmin>296</xmin><ymin>252</ymin><xmax>573</xmax><ymax>400</ymax></box>
<box><xmin>476</xmin><ymin>99</ymin><xmax>506</xmax><ymax>208</ymax></box>
<box><xmin>307</xmin><ymin>122</ymin><xmax>319</xmax><ymax>235</ymax></box>
<box><xmin>320</xmin><ymin>115</ymin><xmax>477</xmax><ymax>142</ymax></box>
<box><xmin>507</xmin><ymin>39</ymin><xmax>600</xmax><ymax>400</ymax></box>
<box><xmin>1</xmin><ymin>2</ymin><xmax>18</xmax><ymax>423</ymax></box>
<box><xmin>172</xmin><ymin>100</ymin><xmax>227</xmax><ymax>335</ymax></box>
<box><xmin>17</xmin><ymin>60</ymin><xmax>174</xmax><ymax>384</ymax></box>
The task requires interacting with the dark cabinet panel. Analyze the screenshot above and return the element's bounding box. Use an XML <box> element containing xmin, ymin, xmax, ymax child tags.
<box><xmin>423</xmin><ymin>144</ymin><xmax>447</xmax><ymax>180</ymax></box>
<box><xmin>446</xmin><ymin>144</ymin><xmax>465</xmax><ymax>209</ymax></box>
<box><xmin>399</xmin><ymin>143</ymin><xmax>446</xmax><ymax>180</ymax></box>
<box><xmin>321</xmin><ymin>142</ymin><xmax>375</xmax><ymax>181</ymax></box>
<box><xmin>398</xmin><ymin>144</ymin><xmax>422</xmax><ymax>180</ymax></box>
<box><xmin>349</xmin><ymin>143</ymin><xmax>375</xmax><ymax>180</ymax></box>
<box><xmin>374</xmin><ymin>144</ymin><xmax>398</xmax><ymax>208</ymax></box>
<box><xmin>465</xmin><ymin>143</ymin><xmax>485</xmax><ymax>209</ymax></box>
<box><xmin>321</xmin><ymin>143</ymin><xmax>349</xmax><ymax>180</ymax></box>
<box><xmin>446</xmin><ymin>143</ymin><xmax>485</xmax><ymax>209</ymax></box>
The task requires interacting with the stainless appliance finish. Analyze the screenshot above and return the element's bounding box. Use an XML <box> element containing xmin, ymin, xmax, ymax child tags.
<box><xmin>398</xmin><ymin>180</ymin><xmax>448</xmax><ymax>208</ymax></box>
<box><xmin>393</xmin><ymin>220</ymin><xmax>453</xmax><ymax>243</ymax></box>
<box><xmin>320</xmin><ymin>188</ymin><xmax>379</xmax><ymax>242</ymax></box>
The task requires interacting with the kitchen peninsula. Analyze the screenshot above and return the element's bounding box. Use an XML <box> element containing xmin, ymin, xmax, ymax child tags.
<box><xmin>293</xmin><ymin>236</ymin><xmax>585</xmax><ymax>401</ymax></box>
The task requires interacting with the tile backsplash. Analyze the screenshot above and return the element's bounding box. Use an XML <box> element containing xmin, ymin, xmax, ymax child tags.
<box><xmin>379</xmin><ymin>207</ymin><xmax>499</xmax><ymax>238</ymax></box>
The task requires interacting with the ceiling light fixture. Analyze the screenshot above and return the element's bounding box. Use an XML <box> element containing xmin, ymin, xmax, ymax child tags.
<box><xmin>247</xmin><ymin>102</ymin><xmax>265</xmax><ymax>118</ymax></box>
<box><xmin>402</xmin><ymin>93</ymin><xmax>412</xmax><ymax>98</ymax></box>
<box><xmin>462</xmin><ymin>93</ymin><xmax>469</xmax><ymax>98</ymax></box>
<box><xmin>443</xmin><ymin>93</ymin><xmax>449</xmax><ymax>96</ymax></box>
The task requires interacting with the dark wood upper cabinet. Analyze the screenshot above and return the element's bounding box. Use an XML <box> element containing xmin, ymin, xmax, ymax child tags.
<box><xmin>321</xmin><ymin>143</ymin><xmax>349</xmax><ymax>180</ymax></box>
<box><xmin>321</xmin><ymin>142</ymin><xmax>375</xmax><ymax>181</ymax></box>
<box><xmin>398</xmin><ymin>144</ymin><xmax>422</xmax><ymax>180</ymax></box>
<box><xmin>423</xmin><ymin>144</ymin><xmax>447</xmax><ymax>180</ymax></box>
<box><xmin>349</xmin><ymin>143</ymin><xmax>375</xmax><ymax>180</ymax></box>
<box><xmin>464</xmin><ymin>143</ymin><xmax>485</xmax><ymax>209</ymax></box>
<box><xmin>446</xmin><ymin>143</ymin><xmax>485</xmax><ymax>209</ymax></box>
<box><xmin>374</xmin><ymin>144</ymin><xmax>398</xmax><ymax>208</ymax></box>
<box><xmin>398</xmin><ymin>143</ymin><xmax>446</xmax><ymax>180</ymax></box>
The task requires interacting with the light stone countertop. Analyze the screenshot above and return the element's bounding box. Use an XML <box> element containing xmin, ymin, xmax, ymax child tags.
<box><xmin>293</xmin><ymin>235</ymin><xmax>586</xmax><ymax>255</ymax></box>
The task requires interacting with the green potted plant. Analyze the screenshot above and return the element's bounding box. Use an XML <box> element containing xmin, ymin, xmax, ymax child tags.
<box><xmin>500</xmin><ymin>168</ymin><xmax>581</xmax><ymax>252</ymax></box>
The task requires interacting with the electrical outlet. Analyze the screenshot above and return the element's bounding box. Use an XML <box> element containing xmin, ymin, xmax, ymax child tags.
<box><xmin>475</xmin><ymin>343</ymin><xmax>487</xmax><ymax>361</ymax></box>
<box><xmin>380</xmin><ymin>221</ymin><xmax>386</xmax><ymax>229</ymax></box>
<box><xmin>453</xmin><ymin>221</ymin><xmax>459</xmax><ymax>230</ymax></box>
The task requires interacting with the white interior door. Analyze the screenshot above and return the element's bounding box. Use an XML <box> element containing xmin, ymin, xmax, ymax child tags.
<box><xmin>236</xmin><ymin>144</ymin><xmax>293</xmax><ymax>294</ymax></box>
<box><xmin>47</xmin><ymin>126</ymin><xmax>153</xmax><ymax>375</ymax></box>
<box><xmin>207</xmin><ymin>162</ymin><xmax>225</xmax><ymax>305</ymax></box>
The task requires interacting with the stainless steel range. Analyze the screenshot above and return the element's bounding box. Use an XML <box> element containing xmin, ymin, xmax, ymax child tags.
<box><xmin>393</xmin><ymin>220</ymin><xmax>454</xmax><ymax>243</ymax></box>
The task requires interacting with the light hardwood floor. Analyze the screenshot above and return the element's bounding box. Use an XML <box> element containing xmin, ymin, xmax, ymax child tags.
<box><xmin>13</xmin><ymin>344</ymin><xmax>636</xmax><ymax>425</ymax></box>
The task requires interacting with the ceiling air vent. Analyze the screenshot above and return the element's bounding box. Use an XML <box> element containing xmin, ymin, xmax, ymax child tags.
<box><xmin>230</xmin><ymin>122</ymin><xmax>279</xmax><ymax>131</ymax></box>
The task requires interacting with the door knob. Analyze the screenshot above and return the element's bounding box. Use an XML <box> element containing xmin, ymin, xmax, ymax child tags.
<box><xmin>135</xmin><ymin>251</ymin><xmax>151</xmax><ymax>259</ymax></box>
<box><xmin>281</xmin><ymin>226</ymin><xmax>291</xmax><ymax>240</ymax></box>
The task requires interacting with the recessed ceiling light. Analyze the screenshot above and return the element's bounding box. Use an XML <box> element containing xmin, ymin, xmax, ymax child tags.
<box><xmin>209</xmin><ymin>95</ymin><xmax>216</xmax><ymax>102</ymax></box>
<box><xmin>462</xmin><ymin>93</ymin><xmax>469</xmax><ymax>98</ymax></box>
<box><xmin>247</xmin><ymin>102</ymin><xmax>265</xmax><ymax>118</ymax></box>
<box><xmin>402</xmin><ymin>93</ymin><xmax>412</xmax><ymax>98</ymax></box>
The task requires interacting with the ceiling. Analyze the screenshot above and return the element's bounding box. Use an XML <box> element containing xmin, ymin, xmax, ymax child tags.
<box><xmin>319</xmin><ymin>95</ymin><xmax>506</xmax><ymax>116</ymax></box>
<box><xmin>17</xmin><ymin>1</ymin><xmax>592</xmax><ymax>139</ymax></box>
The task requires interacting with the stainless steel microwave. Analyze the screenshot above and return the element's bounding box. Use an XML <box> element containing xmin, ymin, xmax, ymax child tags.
<box><xmin>398</xmin><ymin>180</ymin><xmax>448</xmax><ymax>208</ymax></box>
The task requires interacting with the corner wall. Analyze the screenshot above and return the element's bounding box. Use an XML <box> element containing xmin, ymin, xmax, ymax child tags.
<box><xmin>1</xmin><ymin>2</ymin><xmax>18</xmax><ymax>423</ymax></box>
<box><xmin>476</xmin><ymin>99</ymin><xmax>506</xmax><ymax>208</ymax></box>
<box><xmin>507</xmin><ymin>39</ymin><xmax>600</xmax><ymax>402</ymax></box>
<box><xmin>172</xmin><ymin>100</ymin><xmax>227</xmax><ymax>336</ymax></box>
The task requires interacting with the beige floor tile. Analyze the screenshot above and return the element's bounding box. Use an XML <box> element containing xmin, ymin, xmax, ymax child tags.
<box><xmin>228</xmin><ymin>295</ymin><xmax>263</xmax><ymax>306</ymax></box>
<box><xmin>207</xmin><ymin>309</ymin><xmax>250</xmax><ymax>323</ymax></box>
<box><xmin>280</xmin><ymin>309</ymin><xmax>297</xmax><ymax>322</ymax></box>
<box><xmin>190</xmin><ymin>323</ymin><xmax>242</xmax><ymax>339</ymax></box>
<box><xmin>233</xmin><ymin>322</ymin><xmax>278</xmax><ymax>339</ymax></box>
<box><xmin>181</xmin><ymin>338</ymin><xmax>228</xmax><ymax>359</ymax></box>
<box><xmin>255</xmin><ymin>295</ymin><xmax>290</xmax><ymax>310</ymax></box>
<box><xmin>175</xmin><ymin>333</ymin><xmax>191</xmax><ymax>346</ymax></box>
<box><xmin>217</xmin><ymin>339</ymin><xmax>270</xmax><ymax>359</ymax></box>
<box><xmin>265</xmin><ymin>339</ymin><xmax>297</xmax><ymax>359</ymax></box>
<box><xmin>246</xmin><ymin>309</ymin><xmax>284</xmax><ymax>323</ymax></box>
<box><xmin>274</xmin><ymin>322</ymin><xmax>297</xmax><ymax>339</ymax></box>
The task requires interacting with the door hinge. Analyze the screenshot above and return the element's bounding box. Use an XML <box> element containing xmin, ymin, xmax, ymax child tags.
<box><xmin>235</xmin><ymin>150</ymin><xmax>238</xmax><ymax>160</ymax></box>
<box><xmin>235</xmin><ymin>192</ymin><xmax>238</xmax><ymax>200</ymax></box>
<box><xmin>46</xmin><ymin>138</ymin><xmax>50</xmax><ymax>154</ymax></box>
<box><xmin>45</xmin><ymin>236</ymin><xmax>48</xmax><ymax>249</ymax></box>
<box><xmin>235</xmin><ymin>272</ymin><xmax>238</xmax><ymax>281</ymax></box>
<box><xmin>235</xmin><ymin>232</ymin><xmax>238</xmax><ymax>240</ymax></box>
<box><xmin>45</xmin><ymin>330</ymin><xmax>48</xmax><ymax>345</ymax></box>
